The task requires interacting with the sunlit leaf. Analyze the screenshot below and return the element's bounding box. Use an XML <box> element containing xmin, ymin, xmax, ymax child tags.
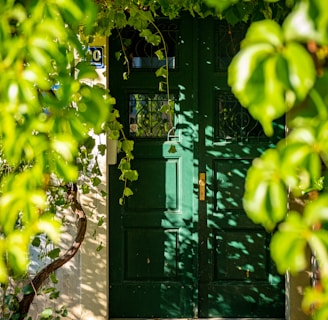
<box><xmin>243</xmin><ymin>148</ymin><xmax>287</xmax><ymax>231</ymax></box>
<box><xmin>303</xmin><ymin>195</ymin><xmax>328</xmax><ymax>226</ymax></box>
<box><xmin>36</xmin><ymin>214</ymin><xmax>61</xmax><ymax>243</ymax></box>
<box><xmin>155</xmin><ymin>49</ymin><xmax>164</xmax><ymax>60</ymax></box>
<box><xmin>270</xmin><ymin>212</ymin><xmax>309</xmax><ymax>274</ymax></box>
<box><xmin>203</xmin><ymin>0</ymin><xmax>239</xmax><ymax>12</ymax></box>
<box><xmin>76</xmin><ymin>61</ymin><xmax>98</xmax><ymax>80</ymax></box>
<box><xmin>241</xmin><ymin>20</ymin><xmax>283</xmax><ymax>47</ymax></box>
<box><xmin>7</xmin><ymin>231</ymin><xmax>29</xmax><ymax>275</ymax></box>
<box><xmin>122</xmin><ymin>169</ymin><xmax>138</xmax><ymax>181</ymax></box>
<box><xmin>123</xmin><ymin>187</ymin><xmax>134</xmax><ymax>197</ymax></box>
<box><xmin>282</xmin><ymin>42</ymin><xmax>316</xmax><ymax>100</ymax></box>
<box><xmin>155</xmin><ymin>67</ymin><xmax>168</xmax><ymax>78</ymax></box>
<box><xmin>283</xmin><ymin>0</ymin><xmax>328</xmax><ymax>45</ymax></box>
<box><xmin>40</xmin><ymin>308</ymin><xmax>53</xmax><ymax>318</ymax></box>
<box><xmin>97</xmin><ymin>216</ymin><xmax>105</xmax><ymax>226</ymax></box>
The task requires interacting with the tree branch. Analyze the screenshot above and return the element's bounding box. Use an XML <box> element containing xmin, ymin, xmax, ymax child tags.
<box><xmin>17</xmin><ymin>183</ymin><xmax>87</xmax><ymax>319</ymax></box>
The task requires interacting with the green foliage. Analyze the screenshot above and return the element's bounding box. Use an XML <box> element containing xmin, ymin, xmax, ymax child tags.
<box><xmin>1</xmin><ymin>0</ymin><xmax>327</xmax><ymax>318</ymax></box>
<box><xmin>228</xmin><ymin>19</ymin><xmax>316</xmax><ymax>136</ymax></box>
<box><xmin>226</xmin><ymin>0</ymin><xmax>328</xmax><ymax>318</ymax></box>
<box><xmin>0</xmin><ymin>0</ymin><xmax>114</xmax><ymax>284</ymax></box>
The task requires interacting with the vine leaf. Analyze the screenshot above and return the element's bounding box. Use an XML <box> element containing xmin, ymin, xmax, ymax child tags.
<box><xmin>228</xmin><ymin>19</ymin><xmax>316</xmax><ymax>136</ymax></box>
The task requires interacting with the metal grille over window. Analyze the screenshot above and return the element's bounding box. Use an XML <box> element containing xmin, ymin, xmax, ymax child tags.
<box><xmin>217</xmin><ymin>93</ymin><xmax>265</xmax><ymax>142</ymax></box>
<box><xmin>216</xmin><ymin>21</ymin><xmax>248</xmax><ymax>71</ymax></box>
<box><xmin>122</xmin><ymin>21</ymin><xmax>177</xmax><ymax>69</ymax></box>
<box><xmin>129</xmin><ymin>93</ymin><xmax>175</xmax><ymax>138</ymax></box>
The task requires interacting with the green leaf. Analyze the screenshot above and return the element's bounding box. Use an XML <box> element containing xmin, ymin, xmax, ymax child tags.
<box><xmin>270</xmin><ymin>212</ymin><xmax>309</xmax><ymax>274</ymax></box>
<box><xmin>283</xmin><ymin>0</ymin><xmax>328</xmax><ymax>45</ymax></box>
<box><xmin>229</xmin><ymin>18</ymin><xmax>316</xmax><ymax>136</ymax></box>
<box><xmin>123</xmin><ymin>72</ymin><xmax>129</xmax><ymax>80</ymax></box>
<box><xmin>40</xmin><ymin>308</ymin><xmax>53</xmax><ymax>319</ymax></box>
<box><xmin>50</xmin><ymin>272</ymin><xmax>58</xmax><ymax>284</ymax></box>
<box><xmin>22</xmin><ymin>284</ymin><xmax>34</xmax><ymax>295</ymax></box>
<box><xmin>279</xmin><ymin>127</ymin><xmax>322</xmax><ymax>193</ymax></box>
<box><xmin>98</xmin><ymin>144</ymin><xmax>106</xmax><ymax>155</ymax></box>
<box><xmin>31</xmin><ymin>236</ymin><xmax>41</xmax><ymax>247</ymax></box>
<box><xmin>155</xmin><ymin>49</ymin><xmax>165</xmax><ymax>60</ymax></box>
<box><xmin>303</xmin><ymin>195</ymin><xmax>328</xmax><ymax>226</ymax></box>
<box><xmin>203</xmin><ymin>0</ymin><xmax>239</xmax><ymax>12</ymax></box>
<box><xmin>52</xmin><ymin>134</ymin><xmax>77</xmax><ymax>162</ymax></box>
<box><xmin>228</xmin><ymin>43</ymin><xmax>274</xmax><ymax>104</ymax></box>
<box><xmin>139</xmin><ymin>29</ymin><xmax>161</xmax><ymax>46</ymax></box>
<box><xmin>267</xmin><ymin>179</ymin><xmax>288</xmax><ymax>223</ymax></box>
<box><xmin>155</xmin><ymin>67</ymin><xmax>168</xmax><ymax>78</ymax></box>
<box><xmin>97</xmin><ymin>216</ymin><xmax>105</xmax><ymax>226</ymax></box>
<box><xmin>121</xmin><ymin>139</ymin><xmax>134</xmax><ymax>154</ymax></box>
<box><xmin>118</xmin><ymin>158</ymin><xmax>131</xmax><ymax>171</ymax></box>
<box><xmin>76</xmin><ymin>61</ymin><xmax>98</xmax><ymax>80</ymax></box>
<box><xmin>282</xmin><ymin>42</ymin><xmax>316</xmax><ymax>100</ymax></box>
<box><xmin>36</xmin><ymin>214</ymin><xmax>61</xmax><ymax>243</ymax></box>
<box><xmin>123</xmin><ymin>169</ymin><xmax>139</xmax><ymax>181</ymax></box>
<box><xmin>49</xmin><ymin>288</ymin><xmax>60</xmax><ymax>299</ymax></box>
<box><xmin>302</xmin><ymin>287</ymin><xmax>328</xmax><ymax>317</ymax></box>
<box><xmin>96</xmin><ymin>242</ymin><xmax>104</xmax><ymax>252</ymax></box>
<box><xmin>92</xmin><ymin>176</ymin><xmax>102</xmax><ymax>186</ymax></box>
<box><xmin>123</xmin><ymin>187</ymin><xmax>134</xmax><ymax>197</ymax></box>
<box><xmin>7</xmin><ymin>231</ymin><xmax>29</xmax><ymax>275</ymax></box>
<box><xmin>243</xmin><ymin>148</ymin><xmax>287</xmax><ymax>231</ymax></box>
<box><xmin>47</xmin><ymin>248</ymin><xmax>60</xmax><ymax>260</ymax></box>
<box><xmin>241</xmin><ymin>20</ymin><xmax>283</xmax><ymax>47</ymax></box>
<box><xmin>54</xmin><ymin>158</ymin><xmax>79</xmax><ymax>182</ymax></box>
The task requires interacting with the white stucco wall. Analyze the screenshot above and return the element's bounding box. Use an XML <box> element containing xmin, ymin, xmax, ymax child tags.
<box><xmin>29</xmin><ymin>36</ymin><xmax>108</xmax><ymax>320</ymax></box>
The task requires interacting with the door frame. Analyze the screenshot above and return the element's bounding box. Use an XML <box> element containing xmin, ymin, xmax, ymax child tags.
<box><xmin>106</xmin><ymin>13</ymin><xmax>300</xmax><ymax>320</ymax></box>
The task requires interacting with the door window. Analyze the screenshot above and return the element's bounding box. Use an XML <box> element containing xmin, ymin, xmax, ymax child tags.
<box><xmin>129</xmin><ymin>93</ymin><xmax>175</xmax><ymax>137</ymax></box>
<box><xmin>122</xmin><ymin>21</ymin><xmax>177</xmax><ymax>69</ymax></box>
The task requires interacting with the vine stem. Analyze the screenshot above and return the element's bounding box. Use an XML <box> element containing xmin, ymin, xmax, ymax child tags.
<box><xmin>150</xmin><ymin>21</ymin><xmax>174</xmax><ymax>131</ymax></box>
<box><xmin>117</xmin><ymin>29</ymin><xmax>131</xmax><ymax>79</ymax></box>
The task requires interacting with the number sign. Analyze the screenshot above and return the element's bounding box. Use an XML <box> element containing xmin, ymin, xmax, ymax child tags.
<box><xmin>88</xmin><ymin>46</ymin><xmax>104</xmax><ymax>68</ymax></box>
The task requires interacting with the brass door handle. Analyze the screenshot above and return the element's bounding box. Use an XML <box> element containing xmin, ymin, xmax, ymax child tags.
<box><xmin>199</xmin><ymin>173</ymin><xmax>206</xmax><ymax>201</ymax></box>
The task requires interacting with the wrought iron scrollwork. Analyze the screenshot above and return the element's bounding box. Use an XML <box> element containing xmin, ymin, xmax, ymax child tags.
<box><xmin>129</xmin><ymin>93</ymin><xmax>175</xmax><ymax>137</ymax></box>
<box><xmin>122</xmin><ymin>21</ymin><xmax>178</xmax><ymax>69</ymax></box>
<box><xmin>217</xmin><ymin>92</ymin><xmax>265</xmax><ymax>142</ymax></box>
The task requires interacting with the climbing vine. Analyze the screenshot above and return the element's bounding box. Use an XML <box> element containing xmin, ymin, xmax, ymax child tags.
<box><xmin>226</xmin><ymin>1</ymin><xmax>328</xmax><ymax>319</ymax></box>
<box><xmin>95</xmin><ymin>0</ymin><xmax>328</xmax><ymax>319</ymax></box>
<box><xmin>3</xmin><ymin>0</ymin><xmax>327</xmax><ymax>319</ymax></box>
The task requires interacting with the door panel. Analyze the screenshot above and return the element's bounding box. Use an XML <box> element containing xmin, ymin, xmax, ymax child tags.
<box><xmin>109</xmin><ymin>140</ymin><xmax>195</xmax><ymax>317</ymax></box>
<box><xmin>198</xmin><ymin>17</ymin><xmax>284</xmax><ymax>317</ymax></box>
<box><xmin>109</xmin><ymin>14</ymin><xmax>285</xmax><ymax>318</ymax></box>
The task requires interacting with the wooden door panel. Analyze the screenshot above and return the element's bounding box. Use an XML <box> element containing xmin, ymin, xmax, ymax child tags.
<box><xmin>125</xmin><ymin>228</ymin><xmax>179</xmax><ymax>280</ymax></box>
<box><xmin>126</xmin><ymin>157</ymin><xmax>179</xmax><ymax>212</ymax></box>
<box><xmin>109</xmin><ymin>139</ymin><xmax>195</xmax><ymax>317</ymax></box>
<box><xmin>213</xmin><ymin>159</ymin><xmax>251</xmax><ymax>210</ymax></box>
<box><xmin>110</xmin><ymin>283</ymin><xmax>192</xmax><ymax>317</ymax></box>
<box><xmin>109</xmin><ymin>15</ymin><xmax>285</xmax><ymax>318</ymax></box>
<box><xmin>198</xmin><ymin>17</ymin><xmax>285</xmax><ymax>318</ymax></box>
<box><xmin>213</xmin><ymin>230</ymin><xmax>269</xmax><ymax>281</ymax></box>
<box><xmin>207</xmin><ymin>282</ymin><xmax>285</xmax><ymax>318</ymax></box>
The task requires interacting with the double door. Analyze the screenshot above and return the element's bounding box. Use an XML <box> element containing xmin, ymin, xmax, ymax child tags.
<box><xmin>108</xmin><ymin>15</ymin><xmax>285</xmax><ymax>318</ymax></box>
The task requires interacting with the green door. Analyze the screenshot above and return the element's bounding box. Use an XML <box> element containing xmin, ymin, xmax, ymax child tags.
<box><xmin>109</xmin><ymin>15</ymin><xmax>285</xmax><ymax>318</ymax></box>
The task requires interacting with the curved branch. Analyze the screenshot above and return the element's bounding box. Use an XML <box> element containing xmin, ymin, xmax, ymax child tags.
<box><xmin>17</xmin><ymin>184</ymin><xmax>87</xmax><ymax>319</ymax></box>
